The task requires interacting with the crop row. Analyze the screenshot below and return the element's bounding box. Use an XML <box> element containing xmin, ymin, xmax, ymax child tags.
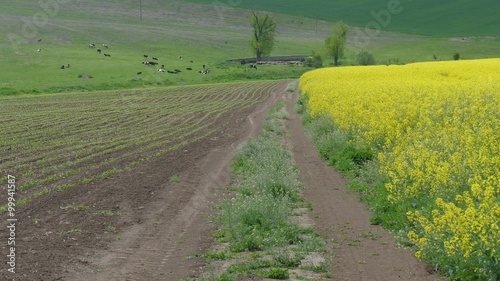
<box><xmin>0</xmin><ymin>81</ymin><xmax>283</xmax><ymax>207</ymax></box>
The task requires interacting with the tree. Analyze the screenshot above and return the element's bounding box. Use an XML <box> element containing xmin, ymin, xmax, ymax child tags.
<box><xmin>357</xmin><ymin>50</ymin><xmax>375</xmax><ymax>66</ymax></box>
<box><xmin>250</xmin><ymin>11</ymin><xmax>277</xmax><ymax>60</ymax></box>
<box><xmin>325</xmin><ymin>21</ymin><xmax>349</xmax><ymax>66</ymax></box>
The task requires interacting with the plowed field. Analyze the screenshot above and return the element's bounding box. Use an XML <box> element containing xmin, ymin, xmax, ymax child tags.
<box><xmin>0</xmin><ymin>81</ymin><xmax>286</xmax><ymax>280</ymax></box>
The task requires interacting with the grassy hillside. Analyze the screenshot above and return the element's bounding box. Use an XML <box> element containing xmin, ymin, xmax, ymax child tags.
<box><xmin>0</xmin><ymin>0</ymin><xmax>498</xmax><ymax>95</ymax></box>
<box><xmin>186</xmin><ymin>0</ymin><xmax>500</xmax><ymax>36</ymax></box>
<box><xmin>0</xmin><ymin>0</ymin><xmax>323</xmax><ymax>95</ymax></box>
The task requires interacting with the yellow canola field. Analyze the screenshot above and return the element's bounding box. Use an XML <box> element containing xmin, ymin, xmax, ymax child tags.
<box><xmin>300</xmin><ymin>59</ymin><xmax>499</xmax><ymax>279</ymax></box>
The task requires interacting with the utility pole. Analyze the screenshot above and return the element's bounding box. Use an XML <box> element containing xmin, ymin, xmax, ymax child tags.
<box><xmin>140</xmin><ymin>0</ymin><xmax>142</xmax><ymax>21</ymax></box>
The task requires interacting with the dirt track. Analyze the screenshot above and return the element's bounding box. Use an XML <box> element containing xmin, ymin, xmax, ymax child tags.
<box><xmin>285</xmin><ymin>92</ymin><xmax>443</xmax><ymax>281</ymax></box>
<box><xmin>1</xmin><ymin>81</ymin><xmax>443</xmax><ymax>280</ymax></box>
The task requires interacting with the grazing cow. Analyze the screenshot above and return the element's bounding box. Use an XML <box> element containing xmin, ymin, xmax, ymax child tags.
<box><xmin>102</xmin><ymin>44</ymin><xmax>108</xmax><ymax>49</ymax></box>
<box><xmin>202</xmin><ymin>64</ymin><xmax>206</xmax><ymax>69</ymax></box>
<box><xmin>250</xmin><ymin>64</ymin><xmax>257</xmax><ymax>69</ymax></box>
<box><xmin>142</xmin><ymin>61</ymin><xmax>149</xmax><ymax>65</ymax></box>
<box><xmin>158</xmin><ymin>68</ymin><xmax>165</xmax><ymax>72</ymax></box>
<box><xmin>161</xmin><ymin>64</ymin><xmax>165</xmax><ymax>69</ymax></box>
<box><xmin>37</xmin><ymin>48</ymin><xmax>42</xmax><ymax>52</ymax></box>
<box><xmin>186</xmin><ymin>67</ymin><xmax>193</xmax><ymax>70</ymax></box>
<box><xmin>143</xmin><ymin>54</ymin><xmax>148</xmax><ymax>58</ymax></box>
<box><xmin>137</xmin><ymin>72</ymin><xmax>142</xmax><ymax>75</ymax></box>
<box><xmin>104</xmin><ymin>53</ymin><xmax>111</xmax><ymax>57</ymax></box>
<box><xmin>148</xmin><ymin>61</ymin><xmax>158</xmax><ymax>65</ymax></box>
<box><xmin>190</xmin><ymin>60</ymin><xmax>193</xmax><ymax>63</ymax></box>
<box><xmin>37</xmin><ymin>38</ymin><xmax>42</xmax><ymax>43</ymax></box>
<box><xmin>152</xmin><ymin>57</ymin><xmax>158</xmax><ymax>60</ymax></box>
<box><xmin>60</xmin><ymin>65</ymin><xmax>65</xmax><ymax>69</ymax></box>
<box><xmin>167</xmin><ymin>70</ymin><xmax>175</xmax><ymax>74</ymax></box>
<box><xmin>199</xmin><ymin>69</ymin><xmax>210</xmax><ymax>74</ymax></box>
<box><xmin>66</xmin><ymin>64</ymin><xmax>70</xmax><ymax>68</ymax></box>
<box><xmin>178</xmin><ymin>55</ymin><xmax>183</xmax><ymax>60</ymax></box>
<box><xmin>89</xmin><ymin>43</ymin><xmax>96</xmax><ymax>48</ymax></box>
<box><xmin>97</xmin><ymin>48</ymin><xmax>102</xmax><ymax>53</ymax></box>
<box><xmin>174</xmin><ymin>69</ymin><xmax>181</xmax><ymax>73</ymax></box>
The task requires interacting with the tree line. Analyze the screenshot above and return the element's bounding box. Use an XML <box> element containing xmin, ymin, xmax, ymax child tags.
<box><xmin>249</xmin><ymin>11</ymin><xmax>352</xmax><ymax>66</ymax></box>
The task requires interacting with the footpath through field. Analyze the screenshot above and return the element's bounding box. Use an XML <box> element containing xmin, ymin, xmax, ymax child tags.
<box><xmin>285</xmin><ymin>91</ymin><xmax>444</xmax><ymax>281</ymax></box>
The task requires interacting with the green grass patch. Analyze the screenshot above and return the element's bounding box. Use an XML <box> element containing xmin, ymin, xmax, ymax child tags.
<box><xmin>169</xmin><ymin>174</ymin><xmax>181</xmax><ymax>183</ymax></box>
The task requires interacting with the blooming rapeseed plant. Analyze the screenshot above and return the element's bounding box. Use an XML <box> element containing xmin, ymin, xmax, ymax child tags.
<box><xmin>300</xmin><ymin>59</ymin><xmax>500</xmax><ymax>280</ymax></box>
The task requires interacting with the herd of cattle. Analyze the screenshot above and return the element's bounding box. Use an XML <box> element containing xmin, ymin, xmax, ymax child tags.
<box><xmin>44</xmin><ymin>40</ymin><xmax>261</xmax><ymax>76</ymax></box>
<box><xmin>86</xmin><ymin>42</ymin><xmax>212</xmax><ymax>75</ymax></box>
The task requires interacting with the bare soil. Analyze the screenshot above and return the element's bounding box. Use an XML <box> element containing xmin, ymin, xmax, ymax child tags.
<box><xmin>1</xmin><ymin>82</ymin><xmax>444</xmax><ymax>281</ymax></box>
<box><xmin>0</xmin><ymin>82</ymin><xmax>286</xmax><ymax>281</ymax></box>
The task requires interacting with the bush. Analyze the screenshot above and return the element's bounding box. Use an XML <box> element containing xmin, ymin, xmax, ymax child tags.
<box><xmin>304</xmin><ymin>52</ymin><xmax>323</xmax><ymax>68</ymax></box>
<box><xmin>453</xmin><ymin>52</ymin><xmax>460</xmax><ymax>60</ymax></box>
<box><xmin>357</xmin><ymin>51</ymin><xmax>375</xmax><ymax>66</ymax></box>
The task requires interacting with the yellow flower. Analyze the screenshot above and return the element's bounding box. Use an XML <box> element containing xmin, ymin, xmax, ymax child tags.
<box><xmin>300</xmin><ymin>59</ymin><xmax>500</xmax><ymax>278</ymax></box>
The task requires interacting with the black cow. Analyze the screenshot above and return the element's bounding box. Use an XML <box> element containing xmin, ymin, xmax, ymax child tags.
<box><xmin>144</xmin><ymin>54</ymin><xmax>148</xmax><ymax>58</ymax></box>
<box><xmin>186</xmin><ymin>67</ymin><xmax>193</xmax><ymax>70</ymax></box>
<box><xmin>104</xmin><ymin>53</ymin><xmax>111</xmax><ymax>57</ymax></box>
<box><xmin>152</xmin><ymin>57</ymin><xmax>158</xmax><ymax>60</ymax></box>
<box><xmin>97</xmin><ymin>48</ymin><xmax>102</xmax><ymax>53</ymax></box>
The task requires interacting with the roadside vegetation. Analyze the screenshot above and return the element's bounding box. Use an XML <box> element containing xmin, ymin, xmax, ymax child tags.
<box><xmin>298</xmin><ymin>59</ymin><xmax>500</xmax><ymax>280</ymax></box>
<box><xmin>187</xmin><ymin>101</ymin><xmax>330</xmax><ymax>281</ymax></box>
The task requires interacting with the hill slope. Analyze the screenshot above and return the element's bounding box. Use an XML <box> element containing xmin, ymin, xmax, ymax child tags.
<box><xmin>0</xmin><ymin>0</ymin><xmax>498</xmax><ymax>95</ymax></box>
<box><xmin>186</xmin><ymin>0</ymin><xmax>500</xmax><ymax>36</ymax></box>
